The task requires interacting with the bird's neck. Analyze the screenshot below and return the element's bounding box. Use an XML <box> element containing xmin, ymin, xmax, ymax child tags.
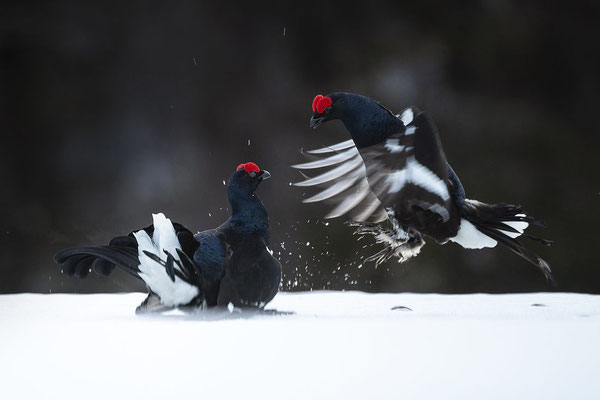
<box><xmin>227</xmin><ymin>190</ymin><xmax>270</xmax><ymax>244</ymax></box>
<box><xmin>339</xmin><ymin>98</ymin><xmax>402</xmax><ymax>148</ymax></box>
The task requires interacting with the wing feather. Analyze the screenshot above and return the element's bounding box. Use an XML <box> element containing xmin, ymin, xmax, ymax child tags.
<box><xmin>305</xmin><ymin>139</ymin><xmax>356</xmax><ymax>154</ymax></box>
<box><xmin>293</xmin><ymin>156</ymin><xmax>363</xmax><ymax>187</ymax></box>
<box><xmin>292</xmin><ymin>140</ymin><xmax>386</xmax><ymax>221</ymax></box>
<box><xmin>352</xmin><ymin>193</ymin><xmax>385</xmax><ymax>222</ymax></box>
<box><xmin>303</xmin><ymin>167</ymin><xmax>364</xmax><ymax>203</ymax></box>
<box><xmin>291</xmin><ymin>147</ymin><xmax>358</xmax><ymax>169</ymax></box>
<box><xmin>325</xmin><ymin>180</ymin><xmax>372</xmax><ymax>219</ymax></box>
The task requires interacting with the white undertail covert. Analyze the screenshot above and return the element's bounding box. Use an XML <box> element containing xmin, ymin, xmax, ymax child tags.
<box><xmin>133</xmin><ymin>213</ymin><xmax>199</xmax><ymax>307</ymax></box>
<box><xmin>449</xmin><ymin>213</ymin><xmax>530</xmax><ymax>249</ymax></box>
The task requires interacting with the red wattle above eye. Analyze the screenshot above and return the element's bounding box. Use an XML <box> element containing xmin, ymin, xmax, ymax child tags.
<box><xmin>316</xmin><ymin>96</ymin><xmax>332</xmax><ymax>114</ymax></box>
<box><xmin>312</xmin><ymin>94</ymin><xmax>323</xmax><ymax>112</ymax></box>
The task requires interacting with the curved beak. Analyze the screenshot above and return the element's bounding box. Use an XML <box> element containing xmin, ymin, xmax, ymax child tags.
<box><xmin>309</xmin><ymin>115</ymin><xmax>327</xmax><ymax>129</ymax></box>
<box><xmin>259</xmin><ymin>170</ymin><xmax>271</xmax><ymax>180</ymax></box>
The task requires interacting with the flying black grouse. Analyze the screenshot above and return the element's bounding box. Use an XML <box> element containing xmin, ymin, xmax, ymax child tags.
<box><xmin>54</xmin><ymin>162</ymin><xmax>282</xmax><ymax>312</ymax></box>
<box><xmin>293</xmin><ymin>92</ymin><xmax>553</xmax><ymax>283</ymax></box>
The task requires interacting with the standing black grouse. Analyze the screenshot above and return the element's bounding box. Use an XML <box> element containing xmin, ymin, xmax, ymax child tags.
<box><xmin>293</xmin><ymin>92</ymin><xmax>553</xmax><ymax>283</ymax></box>
<box><xmin>54</xmin><ymin>162</ymin><xmax>282</xmax><ymax>312</ymax></box>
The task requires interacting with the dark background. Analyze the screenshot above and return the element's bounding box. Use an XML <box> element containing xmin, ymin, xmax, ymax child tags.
<box><xmin>1</xmin><ymin>1</ymin><xmax>598</xmax><ymax>294</ymax></box>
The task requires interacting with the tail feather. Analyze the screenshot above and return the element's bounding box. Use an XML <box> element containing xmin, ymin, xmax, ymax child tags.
<box><xmin>93</xmin><ymin>258</ymin><xmax>117</xmax><ymax>276</ymax></box>
<box><xmin>58</xmin><ymin>253</ymin><xmax>93</xmax><ymax>278</ymax></box>
<box><xmin>54</xmin><ymin>245</ymin><xmax>141</xmax><ymax>278</ymax></box>
<box><xmin>526</xmin><ymin>235</ymin><xmax>554</xmax><ymax>247</ymax></box>
<box><xmin>55</xmin><ymin>213</ymin><xmax>201</xmax><ymax>307</ymax></box>
<box><xmin>453</xmin><ymin>199</ymin><xmax>554</xmax><ymax>285</ymax></box>
<box><xmin>475</xmin><ymin>224</ymin><xmax>555</xmax><ymax>286</ymax></box>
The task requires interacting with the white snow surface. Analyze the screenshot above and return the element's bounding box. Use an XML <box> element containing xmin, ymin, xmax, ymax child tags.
<box><xmin>1</xmin><ymin>291</ymin><xmax>599</xmax><ymax>400</ymax></box>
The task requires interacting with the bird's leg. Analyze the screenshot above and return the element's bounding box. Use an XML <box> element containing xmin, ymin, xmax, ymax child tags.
<box><xmin>394</xmin><ymin>229</ymin><xmax>425</xmax><ymax>262</ymax></box>
<box><xmin>348</xmin><ymin>209</ymin><xmax>425</xmax><ymax>266</ymax></box>
<box><xmin>347</xmin><ymin>221</ymin><xmax>396</xmax><ymax>239</ymax></box>
<box><xmin>362</xmin><ymin>229</ymin><xmax>425</xmax><ymax>266</ymax></box>
<box><xmin>346</xmin><ymin>209</ymin><xmax>409</xmax><ymax>246</ymax></box>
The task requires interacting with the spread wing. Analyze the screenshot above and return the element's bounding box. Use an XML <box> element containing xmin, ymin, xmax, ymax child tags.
<box><xmin>292</xmin><ymin>139</ymin><xmax>388</xmax><ymax>222</ymax></box>
<box><xmin>292</xmin><ymin>107</ymin><xmax>453</xmax><ymax>223</ymax></box>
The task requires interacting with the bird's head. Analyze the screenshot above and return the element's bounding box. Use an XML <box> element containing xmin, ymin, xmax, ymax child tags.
<box><xmin>309</xmin><ymin>93</ymin><xmax>339</xmax><ymax>129</ymax></box>
<box><xmin>308</xmin><ymin>92</ymin><xmax>400</xmax><ymax>147</ymax></box>
<box><xmin>228</xmin><ymin>162</ymin><xmax>271</xmax><ymax>195</ymax></box>
<box><xmin>309</xmin><ymin>92</ymin><xmax>379</xmax><ymax>129</ymax></box>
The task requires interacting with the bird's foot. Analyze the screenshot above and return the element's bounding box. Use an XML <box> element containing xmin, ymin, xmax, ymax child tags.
<box><xmin>346</xmin><ymin>221</ymin><xmax>410</xmax><ymax>247</ymax></box>
<box><xmin>347</xmin><ymin>221</ymin><xmax>425</xmax><ymax>266</ymax></box>
<box><xmin>346</xmin><ymin>221</ymin><xmax>409</xmax><ymax>245</ymax></box>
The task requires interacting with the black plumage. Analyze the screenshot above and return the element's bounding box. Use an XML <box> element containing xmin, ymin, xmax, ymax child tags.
<box><xmin>54</xmin><ymin>163</ymin><xmax>282</xmax><ymax>312</ymax></box>
<box><xmin>294</xmin><ymin>92</ymin><xmax>553</xmax><ymax>283</ymax></box>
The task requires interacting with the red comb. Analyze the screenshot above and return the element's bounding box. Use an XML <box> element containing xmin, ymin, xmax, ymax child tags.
<box><xmin>236</xmin><ymin>162</ymin><xmax>260</xmax><ymax>174</ymax></box>
<box><xmin>312</xmin><ymin>94</ymin><xmax>332</xmax><ymax>114</ymax></box>
<box><xmin>312</xmin><ymin>94</ymin><xmax>323</xmax><ymax>112</ymax></box>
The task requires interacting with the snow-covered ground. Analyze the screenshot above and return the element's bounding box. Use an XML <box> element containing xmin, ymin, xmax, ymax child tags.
<box><xmin>1</xmin><ymin>291</ymin><xmax>599</xmax><ymax>399</ymax></box>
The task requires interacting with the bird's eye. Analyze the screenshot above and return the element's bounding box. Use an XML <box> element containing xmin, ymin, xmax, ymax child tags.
<box><xmin>325</xmin><ymin>107</ymin><xmax>332</xmax><ymax>114</ymax></box>
<box><xmin>249</xmin><ymin>172</ymin><xmax>257</xmax><ymax>178</ymax></box>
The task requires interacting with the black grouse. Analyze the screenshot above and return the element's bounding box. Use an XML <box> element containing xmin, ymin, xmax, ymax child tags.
<box><xmin>293</xmin><ymin>92</ymin><xmax>553</xmax><ymax>283</ymax></box>
<box><xmin>54</xmin><ymin>162</ymin><xmax>282</xmax><ymax>312</ymax></box>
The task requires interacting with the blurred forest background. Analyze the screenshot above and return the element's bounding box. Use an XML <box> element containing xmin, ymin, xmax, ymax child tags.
<box><xmin>1</xmin><ymin>1</ymin><xmax>599</xmax><ymax>294</ymax></box>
